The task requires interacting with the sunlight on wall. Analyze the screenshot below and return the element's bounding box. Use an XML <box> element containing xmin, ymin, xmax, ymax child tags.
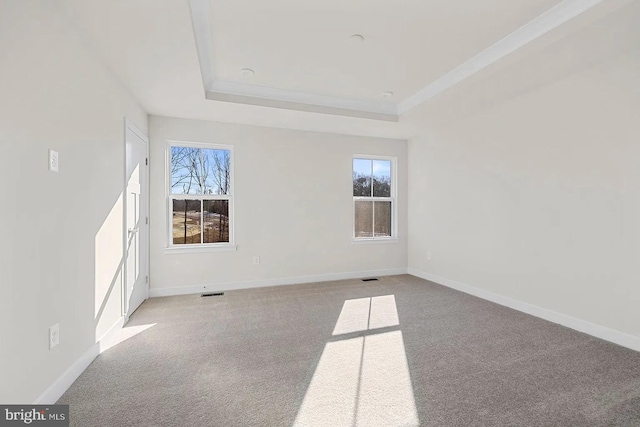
<box><xmin>296</xmin><ymin>295</ymin><xmax>418</xmax><ymax>426</ymax></box>
<box><xmin>98</xmin><ymin>323</ymin><xmax>156</xmax><ymax>353</ymax></box>
<box><xmin>94</xmin><ymin>193</ymin><xmax>124</xmax><ymax>339</ymax></box>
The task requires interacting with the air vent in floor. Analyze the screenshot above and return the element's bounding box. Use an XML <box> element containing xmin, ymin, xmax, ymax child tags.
<box><xmin>361</xmin><ymin>278</ymin><xmax>379</xmax><ymax>282</ymax></box>
<box><xmin>201</xmin><ymin>292</ymin><xmax>224</xmax><ymax>297</ymax></box>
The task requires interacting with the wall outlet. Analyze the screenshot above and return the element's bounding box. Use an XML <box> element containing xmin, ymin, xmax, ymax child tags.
<box><xmin>49</xmin><ymin>323</ymin><xmax>60</xmax><ymax>349</ymax></box>
<box><xmin>48</xmin><ymin>149</ymin><xmax>59</xmax><ymax>172</ymax></box>
<box><xmin>252</xmin><ymin>256</ymin><xmax>260</xmax><ymax>265</ymax></box>
<box><xmin>427</xmin><ymin>251</ymin><xmax>432</xmax><ymax>261</ymax></box>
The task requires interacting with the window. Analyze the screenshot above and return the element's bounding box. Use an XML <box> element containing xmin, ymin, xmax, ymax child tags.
<box><xmin>168</xmin><ymin>142</ymin><xmax>233</xmax><ymax>248</ymax></box>
<box><xmin>353</xmin><ymin>156</ymin><xmax>395</xmax><ymax>240</ymax></box>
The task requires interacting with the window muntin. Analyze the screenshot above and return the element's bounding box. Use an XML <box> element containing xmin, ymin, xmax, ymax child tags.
<box><xmin>168</xmin><ymin>143</ymin><xmax>233</xmax><ymax>247</ymax></box>
<box><xmin>353</xmin><ymin>157</ymin><xmax>394</xmax><ymax>240</ymax></box>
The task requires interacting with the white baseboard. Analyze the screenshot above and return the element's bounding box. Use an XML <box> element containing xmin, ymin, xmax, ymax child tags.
<box><xmin>40</xmin><ymin>266</ymin><xmax>637</xmax><ymax>405</ymax></box>
<box><xmin>149</xmin><ymin>267</ymin><xmax>408</xmax><ymax>298</ymax></box>
<box><xmin>408</xmin><ymin>268</ymin><xmax>640</xmax><ymax>352</ymax></box>
<box><xmin>34</xmin><ymin>317</ymin><xmax>125</xmax><ymax>404</ymax></box>
<box><xmin>34</xmin><ymin>344</ymin><xmax>99</xmax><ymax>405</ymax></box>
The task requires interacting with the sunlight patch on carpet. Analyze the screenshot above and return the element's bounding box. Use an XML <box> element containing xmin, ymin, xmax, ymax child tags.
<box><xmin>296</xmin><ymin>295</ymin><xmax>418</xmax><ymax>426</ymax></box>
<box><xmin>98</xmin><ymin>323</ymin><xmax>156</xmax><ymax>353</ymax></box>
<box><xmin>293</xmin><ymin>337</ymin><xmax>364</xmax><ymax>426</ymax></box>
<box><xmin>332</xmin><ymin>295</ymin><xmax>399</xmax><ymax>336</ymax></box>
<box><xmin>368</xmin><ymin>295</ymin><xmax>400</xmax><ymax>331</ymax></box>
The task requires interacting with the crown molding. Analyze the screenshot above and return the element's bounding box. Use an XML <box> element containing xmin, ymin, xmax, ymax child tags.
<box><xmin>188</xmin><ymin>0</ymin><xmax>216</xmax><ymax>88</ymax></box>
<box><xmin>188</xmin><ymin>0</ymin><xmax>398</xmax><ymax>121</ymax></box>
<box><xmin>190</xmin><ymin>0</ymin><xmax>605</xmax><ymax>121</ymax></box>
<box><xmin>207</xmin><ymin>80</ymin><xmax>399</xmax><ymax>121</ymax></box>
<box><xmin>398</xmin><ymin>0</ymin><xmax>604</xmax><ymax>114</ymax></box>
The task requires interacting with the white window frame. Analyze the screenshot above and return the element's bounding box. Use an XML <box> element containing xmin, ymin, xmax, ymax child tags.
<box><xmin>352</xmin><ymin>154</ymin><xmax>398</xmax><ymax>243</ymax></box>
<box><xmin>165</xmin><ymin>140</ymin><xmax>236</xmax><ymax>254</ymax></box>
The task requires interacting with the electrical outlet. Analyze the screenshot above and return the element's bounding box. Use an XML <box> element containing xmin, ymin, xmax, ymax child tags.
<box><xmin>427</xmin><ymin>251</ymin><xmax>432</xmax><ymax>261</ymax></box>
<box><xmin>252</xmin><ymin>256</ymin><xmax>260</xmax><ymax>265</ymax></box>
<box><xmin>48</xmin><ymin>149</ymin><xmax>59</xmax><ymax>172</ymax></box>
<box><xmin>49</xmin><ymin>323</ymin><xmax>60</xmax><ymax>349</ymax></box>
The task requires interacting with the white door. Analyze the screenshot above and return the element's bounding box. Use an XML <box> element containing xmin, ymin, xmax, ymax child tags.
<box><xmin>124</xmin><ymin>120</ymin><xmax>149</xmax><ymax>319</ymax></box>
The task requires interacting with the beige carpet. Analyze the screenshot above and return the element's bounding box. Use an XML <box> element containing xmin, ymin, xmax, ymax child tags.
<box><xmin>59</xmin><ymin>274</ymin><xmax>640</xmax><ymax>426</ymax></box>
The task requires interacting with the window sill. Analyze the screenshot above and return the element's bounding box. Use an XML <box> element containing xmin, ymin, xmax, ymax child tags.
<box><xmin>352</xmin><ymin>238</ymin><xmax>400</xmax><ymax>245</ymax></box>
<box><xmin>164</xmin><ymin>245</ymin><xmax>238</xmax><ymax>255</ymax></box>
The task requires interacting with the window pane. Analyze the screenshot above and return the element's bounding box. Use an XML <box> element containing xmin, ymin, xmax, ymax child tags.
<box><xmin>374</xmin><ymin>201</ymin><xmax>392</xmax><ymax>237</ymax></box>
<box><xmin>203</xmin><ymin>149</ymin><xmax>231</xmax><ymax>195</ymax></box>
<box><xmin>172</xmin><ymin>199</ymin><xmax>202</xmax><ymax>245</ymax></box>
<box><xmin>170</xmin><ymin>147</ymin><xmax>204</xmax><ymax>195</ymax></box>
<box><xmin>353</xmin><ymin>159</ymin><xmax>372</xmax><ymax>197</ymax></box>
<box><xmin>354</xmin><ymin>200</ymin><xmax>373</xmax><ymax>238</ymax></box>
<box><xmin>373</xmin><ymin>160</ymin><xmax>391</xmax><ymax>197</ymax></box>
<box><xmin>203</xmin><ymin>200</ymin><xmax>230</xmax><ymax>243</ymax></box>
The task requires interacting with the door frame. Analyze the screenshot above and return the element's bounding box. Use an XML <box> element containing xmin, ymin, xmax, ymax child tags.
<box><xmin>123</xmin><ymin>118</ymin><xmax>150</xmax><ymax>323</ymax></box>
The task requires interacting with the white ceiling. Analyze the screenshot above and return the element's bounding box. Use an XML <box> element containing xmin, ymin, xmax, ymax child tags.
<box><xmin>209</xmin><ymin>0</ymin><xmax>561</xmax><ymax>104</ymax></box>
<box><xmin>56</xmin><ymin>0</ymin><xmax>637</xmax><ymax>139</ymax></box>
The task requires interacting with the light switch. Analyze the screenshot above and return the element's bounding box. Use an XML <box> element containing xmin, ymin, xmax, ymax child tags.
<box><xmin>49</xmin><ymin>149</ymin><xmax>59</xmax><ymax>172</ymax></box>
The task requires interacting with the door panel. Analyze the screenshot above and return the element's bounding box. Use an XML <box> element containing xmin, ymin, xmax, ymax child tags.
<box><xmin>125</xmin><ymin>123</ymin><xmax>148</xmax><ymax>318</ymax></box>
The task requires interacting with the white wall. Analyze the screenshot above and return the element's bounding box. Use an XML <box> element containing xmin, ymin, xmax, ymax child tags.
<box><xmin>0</xmin><ymin>1</ymin><xmax>147</xmax><ymax>403</ymax></box>
<box><xmin>149</xmin><ymin>116</ymin><xmax>407</xmax><ymax>294</ymax></box>
<box><xmin>407</xmin><ymin>3</ymin><xmax>640</xmax><ymax>340</ymax></box>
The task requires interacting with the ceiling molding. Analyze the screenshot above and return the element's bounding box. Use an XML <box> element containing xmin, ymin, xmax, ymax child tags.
<box><xmin>190</xmin><ymin>0</ymin><xmax>604</xmax><ymax>120</ymax></box>
<box><xmin>188</xmin><ymin>0</ymin><xmax>398</xmax><ymax>121</ymax></box>
<box><xmin>207</xmin><ymin>81</ymin><xmax>399</xmax><ymax>121</ymax></box>
<box><xmin>188</xmin><ymin>0</ymin><xmax>216</xmax><ymax>89</ymax></box>
<box><xmin>397</xmin><ymin>0</ymin><xmax>604</xmax><ymax>114</ymax></box>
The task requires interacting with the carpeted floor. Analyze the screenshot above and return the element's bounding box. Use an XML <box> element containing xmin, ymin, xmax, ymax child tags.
<box><xmin>58</xmin><ymin>274</ymin><xmax>640</xmax><ymax>426</ymax></box>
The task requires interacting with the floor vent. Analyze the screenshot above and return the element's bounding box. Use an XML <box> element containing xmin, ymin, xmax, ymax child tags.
<box><xmin>201</xmin><ymin>292</ymin><xmax>224</xmax><ymax>297</ymax></box>
<box><xmin>361</xmin><ymin>278</ymin><xmax>379</xmax><ymax>282</ymax></box>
